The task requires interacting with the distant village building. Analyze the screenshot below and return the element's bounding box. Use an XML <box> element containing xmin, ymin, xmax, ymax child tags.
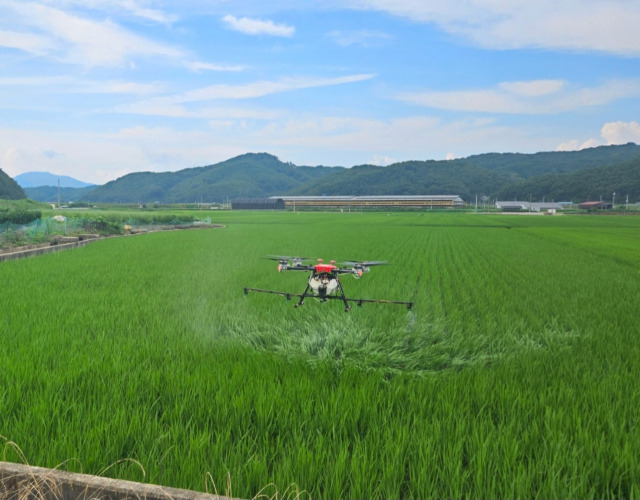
<box><xmin>578</xmin><ymin>201</ymin><xmax>612</xmax><ymax>210</ymax></box>
<box><xmin>495</xmin><ymin>201</ymin><xmax>563</xmax><ymax>212</ymax></box>
<box><xmin>231</xmin><ymin>198</ymin><xmax>285</xmax><ymax>210</ymax></box>
<box><xmin>273</xmin><ymin>195</ymin><xmax>465</xmax><ymax>209</ymax></box>
<box><xmin>232</xmin><ymin>195</ymin><xmax>465</xmax><ymax>210</ymax></box>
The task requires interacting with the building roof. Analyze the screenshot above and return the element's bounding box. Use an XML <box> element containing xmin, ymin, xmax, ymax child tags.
<box><xmin>270</xmin><ymin>195</ymin><xmax>464</xmax><ymax>202</ymax></box>
<box><xmin>496</xmin><ymin>201</ymin><xmax>563</xmax><ymax>210</ymax></box>
<box><xmin>578</xmin><ymin>201</ymin><xmax>605</xmax><ymax>207</ymax></box>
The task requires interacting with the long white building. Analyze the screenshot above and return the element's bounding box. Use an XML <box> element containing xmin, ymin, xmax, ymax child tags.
<box><xmin>270</xmin><ymin>195</ymin><xmax>465</xmax><ymax>209</ymax></box>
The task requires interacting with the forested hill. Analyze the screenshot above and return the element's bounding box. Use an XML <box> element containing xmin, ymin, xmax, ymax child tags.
<box><xmin>26</xmin><ymin>143</ymin><xmax>640</xmax><ymax>204</ymax></box>
<box><xmin>292</xmin><ymin>143</ymin><xmax>640</xmax><ymax>201</ymax></box>
<box><xmin>459</xmin><ymin>142</ymin><xmax>640</xmax><ymax>179</ymax></box>
<box><xmin>0</xmin><ymin>169</ymin><xmax>26</xmax><ymax>200</ymax></box>
<box><xmin>86</xmin><ymin>153</ymin><xmax>342</xmax><ymax>203</ymax></box>
<box><xmin>494</xmin><ymin>155</ymin><xmax>640</xmax><ymax>202</ymax></box>
<box><xmin>292</xmin><ymin>160</ymin><xmax>509</xmax><ymax>198</ymax></box>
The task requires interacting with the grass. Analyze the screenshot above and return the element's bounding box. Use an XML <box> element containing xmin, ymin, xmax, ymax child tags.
<box><xmin>1</xmin><ymin>211</ymin><xmax>639</xmax><ymax>498</ymax></box>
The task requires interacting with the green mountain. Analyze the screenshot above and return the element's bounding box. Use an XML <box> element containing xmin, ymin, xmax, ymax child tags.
<box><xmin>25</xmin><ymin>144</ymin><xmax>638</xmax><ymax>204</ymax></box>
<box><xmin>23</xmin><ymin>185</ymin><xmax>96</xmax><ymax>203</ymax></box>
<box><xmin>494</xmin><ymin>155</ymin><xmax>640</xmax><ymax>202</ymax></box>
<box><xmin>0</xmin><ymin>169</ymin><xmax>26</xmax><ymax>200</ymax></box>
<box><xmin>292</xmin><ymin>143</ymin><xmax>640</xmax><ymax>201</ymax></box>
<box><xmin>460</xmin><ymin>142</ymin><xmax>640</xmax><ymax>179</ymax></box>
<box><xmin>85</xmin><ymin>153</ymin><xmax>341</xmax><ymax>203</ymax></box>
<box><xmin>292</xmin><ymin>160</ymin><xmax>509</xmax><ymax>199</ymax></box>
<box><xmin>15</xmin><ymin>171</ymin><xmax>95</xmax><ymax>188</ymax></box>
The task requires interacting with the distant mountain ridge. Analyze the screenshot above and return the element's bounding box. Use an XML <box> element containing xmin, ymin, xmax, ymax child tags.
<box><xmin>23</xmin><ymin>185</ymin><xmax>96</xmax><ymax>203</ymax></box>
<box><xmin>291</xmin><ymin>143</ymin><xmax>640</xmax><ymax>201</ymax></box>
<box><xmin>85</xmin><ymin>152</ymin><xmax>340</xmax><ymax>204</ymax></box>
<box><xmin>17</xmin><ymin>144</ymin><xmax>640</xmax><ymax>204</ymax></box>
<box><xmin>15</xmin><ymin>171</ymin><xmax>95</xmax><ymax>188</ymax></box>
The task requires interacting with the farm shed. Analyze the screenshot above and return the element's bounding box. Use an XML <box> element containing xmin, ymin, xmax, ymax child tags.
<box><xmin>270</xmin><ymin>195</ymin><xmax>465</xmax><ymax>209</ymax></box>
<box><xmin>495</xmin><ymin>201</ymin><xmax>528</xmax><ymax>211</ymax></box>
<box><xmin>578</xmin><ymin>201</ymin><xmax>612</xmax><ymax>210</ymax></box>
<box><xmin>495</xmin><ymin>201</ymin><xmax>563</xmax><ymax>212</ymax></box>
<box><xmin>232</xmin><ymin>198</ymin><xmax>285</xmax><ymax>210</ymax></box>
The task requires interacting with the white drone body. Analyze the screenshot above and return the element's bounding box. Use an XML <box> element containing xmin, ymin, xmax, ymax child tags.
<box><xmin>308</xmin><ymin>274</ymin><xmax>339</xmax><ymax>297</ymax></box>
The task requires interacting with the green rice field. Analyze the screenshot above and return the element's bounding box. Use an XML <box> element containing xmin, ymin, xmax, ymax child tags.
<box><xmin>1</xmin><ymin>211</ymin><xmax>640</xmax><ymax>498</ymax></box>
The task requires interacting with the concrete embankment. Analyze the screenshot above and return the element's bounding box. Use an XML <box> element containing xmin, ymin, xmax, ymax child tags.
<box><xmin>0</xmin><ymin>225</ymin><xmax>224</xmax><ymax>263</ymax></box>
<box><xmin>0</xmin><ymin>461</ymin><xmax>238</xmax><ymax>500</ymax></box>
<box><xmin>0</xmin><ymin>235</ymin><xmax>99</xmax><ymax>263</ymax></box>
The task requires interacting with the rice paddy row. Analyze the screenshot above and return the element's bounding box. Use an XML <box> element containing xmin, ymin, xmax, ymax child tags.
<box><xmin>1</xmin><ymin>211</ymin><xmax>639</xmax><ymax>498</ymax></box>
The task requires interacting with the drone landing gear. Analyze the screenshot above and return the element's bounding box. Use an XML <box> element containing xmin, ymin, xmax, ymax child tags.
<box><xmin>293</xmin><ymin>280</ymin><xmax>351</xmax><ymax>311</ymax></box>
<box><xmin>294</xmin><ymin>282</ymin><xmax>311</xmax><ymax>309</ymax></box>
<box><xmin>243</xmin><ymin>287</ymin><xmax>412</xmax><ymax>311</ymax></box>
<box><xmin>335</xmin><ymin>278</ymin><xmax>351</xmax><ymax>312</ymax></box>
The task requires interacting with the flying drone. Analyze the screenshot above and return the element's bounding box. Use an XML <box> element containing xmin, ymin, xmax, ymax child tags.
<box><xmin>243</xmin><ymin>256</ymin><xmax>413</xmax><ymax>312</ymax></box>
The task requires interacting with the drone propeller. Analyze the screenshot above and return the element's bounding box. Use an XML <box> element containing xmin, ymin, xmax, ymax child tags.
<box><xmin>267</xmin><ymin>255</ymin><xmax>308</xmax><ymax>262</ymax></box>
<box><xmin>340</xmin><ymin>259</ymin><xmax>387</xmax><ymax>276</ymax></box>
<box><xmin>342</xmin><ymin>260</ymin><xmax>388</xmax><ymax>268</ymax></box>
<box><xmin>266</xmin><ymin>255</ymin><xmax>310</xmax><ymax>270</ymax></box>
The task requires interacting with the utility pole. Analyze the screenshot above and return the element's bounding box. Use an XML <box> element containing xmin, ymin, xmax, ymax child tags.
<box><xmin>57</xmin><ymin>179</ymin><xmax>61</xmax><ymax>209</ymax></box>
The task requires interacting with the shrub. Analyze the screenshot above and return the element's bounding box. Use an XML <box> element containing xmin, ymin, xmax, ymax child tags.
<box><xmin>0</xmin><ymin>210</ymin><xmax>42</xmax><ymax>224</ymax></box>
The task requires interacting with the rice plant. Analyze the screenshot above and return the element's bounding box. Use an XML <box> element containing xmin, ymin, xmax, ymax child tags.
<box><xmin>1</xmin><ymin>211</ymin><xmax>639</xmax><ymax>498</ymax></box>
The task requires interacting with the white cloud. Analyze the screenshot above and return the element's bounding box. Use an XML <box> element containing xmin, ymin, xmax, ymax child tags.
<box><xmin>371</xmin><ymin>155</ymin><xmax>396</xmax><ymax>165</ymax></box>
<box><xmin>556</xmin><ymin>138</ymin><xmax>602</xmax><ymax>151</ymax></box>
<box><xmin>601</xmin><ymin>121</ymin><xmax>640</xmax><ymax>145</ymax></box>
<box><xmin>172</xmin><ymin>74</ymin><xmax>375</xmax><ymax>102</ymax></box>
<box><xmin>327</xmin><ymin>30</ymin><xmax>392</xmax><ymax>47</ymax></box>
<box><xmin>580</xmin><ymin>138</ymin><xmax>603</xmax><ymax>149</ymax></box>
<box><xmin>29</xmin><ymin>0</ymin><xmax>178</xmax><ymax>24</ymax></box>
<box><xmin>498</xmin><ymin>80</ymin><xmax>565</xmax><ymax>97</ymax></box>
<box><xmin>556</xmin><ymin>121</ymin><xmax>640</xmax><ymax>152</ymax></box>
<box><xmin>2</xmin><ymin>1</ymin><xmax>184</xmax><ymax>67</ymax></box>
<box><xmin>556</xmin><ymin>139</ymin><xmax>581</xmax><ymax>151</ymax></box>
<box><xmin>0</xmin><ymin>125</ymin><xmax>247</xmax><ymax>183</ymax></box>
<box><xmin>0</xmin><ymin>114</ymin><xmax>535</xmax><ymax>183</ymax></box>
<box><xmin>0</xmin><ymin>29</ymin><xmax>53</xmax><ymax>54</ymax></box>
<box><xmin>185</xmin><ymin>61</ymin><xmax>245</xmax><ymax>72</ymax></box>
<box><xmin>251</xmin><ymin>115</ymin><xmax>518</xmax><ymax>160</ymax></box>
<box><xmin>118</xmin><ymin>100</ymin><xmax>282</xmax><ymax>120</ymax></box>
<box><xmin>344</xmin><ymin>0</ymin><xmax>640</xmax><ymax>56</ymax></box>
<box><xmin>118</xmin><ymin>0</ymin><xmax>178</xmax><ymax>24</ymax></box>
<box><xmin>0</xmin><ymin>75</ymin><xmax>163</xmax><ymax>96</ymax></box>
<box><xmin>0</xmin><ymin>148</ymin><xmax>20</xmax><ymax>176</ymax></box>
<box><xmin>399</xmin><ymin>79</ymin><xmax>640</xmax><ymax>114</ymax></box>
<box><xmin>119</xmin><ymin>74</ymin><xmax>376</xmax><ymax>117</ymax></box>
<box><xmin>222</xmin><ymin>15</ymin><xmax>295</xmax><ymax>37</ymax></box>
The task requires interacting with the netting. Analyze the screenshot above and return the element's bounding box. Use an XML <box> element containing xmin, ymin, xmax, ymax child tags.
<box><xmin>0</xmin><ymin>216</ymin><xmax>213</xmax><ymax>248</ymax></box>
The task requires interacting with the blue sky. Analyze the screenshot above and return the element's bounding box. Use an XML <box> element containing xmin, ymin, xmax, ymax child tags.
<box><xmin>1</xmin><ymin>0</ymin><xmax>639</xmax><ymax>184</ymax></box>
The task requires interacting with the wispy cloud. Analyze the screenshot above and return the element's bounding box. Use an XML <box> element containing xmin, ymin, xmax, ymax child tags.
<box><xmin>172</xmin><ymin>74</ymin><xmax>375</xmax><ymax>102</ymax></box>
<box><xmin>327</xmin><ymin>29</ymin><xmax>391</xmax><ymax>47</ymax></box>
<box><xmin>222</xmin><ymin>15</ymin><xmax>295</xmax><ymax>37</ymax></box>
<box><xmin>1</xmin><ymin>1</ymin><xmax>184</xmax><ymax>67</ymax></box>
<box><xmin>119</xmin><ymin>74</ymin><xmax>376</xmax><ymax>118</ymax></box>
<box><xmin>29</xmin><ymin>0</ymin><xmax>178</xmax><ymax>24</ymax></box>
<box><xmin>0</xmin><ymin>29</ymin><xmax>53</xmax><ymax>54</ymax></box>
<box><xmin>185</xmin><ymin>61</ymin><xmax>245</xmax><ymax>72</ymax></box>
<box><xmin>398</xmin><ymin>79</ymin><xmax>640</xmax><ymax>114</ymax></box>
<box><xmin>345</xmin><ymin>0</ymin><xmax>640</xmax><ymax>56</ymax></box>
<box><xmin>0</xmin><ymin>75</ymin><xmax>163</xmax><ymax>95</ymax></box>
<box><xmin>117</xmin><ymin>0</ymin><xmax>178</xmax><ymax>24</ymax></box>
